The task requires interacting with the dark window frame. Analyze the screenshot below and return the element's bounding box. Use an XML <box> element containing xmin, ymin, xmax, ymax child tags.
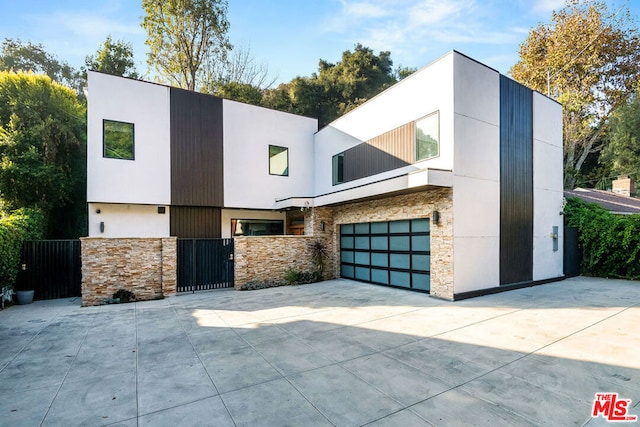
<box><xmin>103</xmin><ymin>119</ymin><xmax>135</xmax><ymax>160</ymax></box>
<box><xmin>268</xmin><ymin>145</ymin><xmax>289</xmax><ymax>176</ymax></box>
<box><xmin>415</xmin><ymin>111</ymin><xmax>440</xmax><ymax>162</ymax></box>
<box><xmin>231</xmin><ymin>218</ymin><xmax>285</xmax><ymax>236</ymax></box>
<box><xmin>332</xmin><ymin>152</ymin><xmax>344</xmax><ymax>185</ymax></box>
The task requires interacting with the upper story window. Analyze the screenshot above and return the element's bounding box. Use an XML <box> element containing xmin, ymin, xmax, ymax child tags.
<box><xmin>103</xmin><ymin>119</ymin><xmax>135</xmax><ymax>160</ymax></box>
<box><xmin>269</xmin><ymin>145</ymin><xmax>288</xmax><ymax>176</ymax></box>
<box><xmin>415</xmin><ymin>112</ymin><xmax>439</xmax><ymax>162</ymax></box>
<box><xmin>332</xmin><ymin>152</ymin><xmax>344</xmax><ymax>185</ymax></box>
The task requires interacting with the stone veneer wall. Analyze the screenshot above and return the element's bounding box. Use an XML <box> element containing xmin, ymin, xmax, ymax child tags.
<box><xmin>234</xmin><ymin>236</ymin><xmax>317</xmax><ymax>288</ymax></box>
<box><xmin>330</xmin><ymin>188</ymin><xmax>454</xmax><ymax>300</ymax></box>
<box><xmin>81</xmin><ymin>237</ymin><xmax>177</xmax><ymax>306</ymax></box>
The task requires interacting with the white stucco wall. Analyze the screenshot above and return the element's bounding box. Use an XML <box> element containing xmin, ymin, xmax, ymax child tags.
<box><xmin>87</xmin><ymin>72</ymin><xmax>171</xmax><ymax>205</ymax></box>
<box><xmin>88</xmin><ymin>203</ymin><xmax>169</xmax><ymax>237</ymax></box>
<box><xmin>220</xmin><ymin>209</ymin><xmax>285</xmax><ymax>238</ymax></box>
<box><xmin>223</xmin><ymin>100</ymin><xmax>317</xmax><ymax>209</ymax></box>
<box><xmin>532</xmin><ymin>92</ymin><xmax>564</xmax><ymax>280</ymax></box>
<box><xmin>451</xmin><ymin>53</ymin><xmax>501</xmax><ymax>294</ymax></box>
<box><xmin>313</xmin><ymin>52</ymin><xmax>455</xmax><ymax>197</ymax></box>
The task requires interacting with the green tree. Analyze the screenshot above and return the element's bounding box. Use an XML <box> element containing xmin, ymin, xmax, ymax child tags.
<box><xmin>0</xmin><ymin>38</ymin><xmax>83</xmax><ymax>94</ymax></box>
<box><xmin>263</xmin><ymin>44</ymin><xmax>398</xmax><ymax>127</ymax></box>
<box><xmin>142</xmin><ymin>0</ymin><xmax>232</xmax><ymax>91</ymax></box>
<box><xmin>601</xmin><ymin>93</ymin><xmax>640</xmax><ymax>181</ymax></box>
<box><xmin>0</xmin><ymin>72</ymin><xmax>86</xmax><ymax>237</ymax></box>
<box><xmin>85</xmin><ymin>35</ymin><xmax>139</xmax><ymax>78</ymax></box>
<box><xmin>511</xmin><ymin>0</ymin><xmax>640</xmax><ymax>188</ymax></box>
<box><xmin>212</xmin><ymin>81</ymin><xmax>263</xmax><ymax>105</ymax></box>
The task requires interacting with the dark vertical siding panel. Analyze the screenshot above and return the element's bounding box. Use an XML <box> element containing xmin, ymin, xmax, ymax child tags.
<box><xmin>342</xmin><ymin>122</ymin><xmax>414</xmax><ymax>182</ymax></box>
<box><xmin>170</xmin><ymin>206</ymin><xmax>221</xmax><ymax>238</ymax></box>
<box><xmin>170</xmin><ymin>88</ymin><xmax>224</xmax><ymax>207</ymax></box>
<box><xmin>500</xmin><ymin>76</ymin><xmax>533</xmax><ymax>285</ymax></box>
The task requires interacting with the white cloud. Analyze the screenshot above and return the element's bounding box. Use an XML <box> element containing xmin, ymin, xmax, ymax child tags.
<box><xmin>321</xmin><ymin>0</ymin><xmax>529</xmax><ymax>71</ymax></box>
<box><xmin>532</xmin><ymin>0</ymin><xmax>565</xmax><ymax>14</ymax></box>
<box><xmin>343</xmin><ymin>1</ymin><xmax>390</xmax><ymax>18</ymax></box>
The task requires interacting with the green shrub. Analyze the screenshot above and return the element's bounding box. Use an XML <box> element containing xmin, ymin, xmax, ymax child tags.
<box><xmin>239</xmin><ymin>280</ymin><xmax>284</xmax><ymax>291</ymax></box>
<box><xmin>0</xmin><ymin>208</ymin><xmax>45</xmax><ymax>288</ymax></box>
<box><xmin>284</xmin><ymin>269</ymin><xmax>321</xmax><ymax>286</ymax></box>
<box><xmin>564</xmin><ymin>197</ymin><xmax>640</xmax><ymax>279</ymax></box>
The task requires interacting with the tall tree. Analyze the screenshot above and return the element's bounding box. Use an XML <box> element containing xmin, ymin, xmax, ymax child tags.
<box><xmin>206</xmin><ymin>44</ymin><xmax>277</xmax><ymax>92</ymax></box>
<box><xmin>142</xmin><ymin>0</ymin><xmax>232</xmax><ymax>91</ymax></box>
<box><xmin>263</xmin><ymin>44</ymin><xmax>398</xmax><ymax>127</ymax></box>
<box><xmin>0</xmin><ymin>72</ymin><xmax>86</xmax><ymax>237</ymax></box>
<box><xmin>601</xmin><ymin>92</ymin><xmax>640</xmax><ymax>179</ymax></box>
<box><xmin>511</xmin><ymin>0</ymin><xmax>640</xmax><ymax>188</ymax></box>
<box><xmin>85</xmin><ymin>35</ymin><xmax>139</xmax><ymax>78</ymax></box>
<box><xmin>0</xmin><ymin>38</ymin><xmax>83</xmax><ymax>94</ymax></box>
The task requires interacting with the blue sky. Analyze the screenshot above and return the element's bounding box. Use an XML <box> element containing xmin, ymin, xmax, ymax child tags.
<box><xmin>0</xmin><ymin>0</ymin><xmax>637</xmax><ymax>85</ymax></box>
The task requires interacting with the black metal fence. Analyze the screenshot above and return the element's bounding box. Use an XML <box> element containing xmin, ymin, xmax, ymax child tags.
<box><xmin>177</xmin><ymin>238</ymin><xmax>234</xmax><ymax>292</ymax></box>
<box><xmin>16</xmin><ymin>240</ymin><xmax>82</xmax><ymax>300</ymax></box>
<box><xmin>563</xmin><ymin>226</ymin><xmax>582</xmax><ymax>277</ymax></box>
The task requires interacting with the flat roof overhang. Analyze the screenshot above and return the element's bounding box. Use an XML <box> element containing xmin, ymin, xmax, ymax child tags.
<box><xmin>274</xmin><ymin>168</ymin><xmax>452</xmax><ymax>210</ymax></box>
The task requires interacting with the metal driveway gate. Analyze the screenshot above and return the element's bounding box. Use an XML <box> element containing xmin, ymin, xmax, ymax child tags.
<box><xmin>177</xmin><ymin>238</ymin><xmax>234</xmax><ymax>292</ymax></box>
<box><xmin>16</xmin><ymin>240</ymin><xmax>82</xmax><ymax>300</ymax></box>
<box><xmin>340</xmin><ymin>219</ymin><xmax>431</xmax><ymax>292</ymax></box>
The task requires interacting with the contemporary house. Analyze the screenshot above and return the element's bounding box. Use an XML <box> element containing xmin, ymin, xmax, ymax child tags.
<box><xmin>85</xmin><ymin>50</ymin><xmax>564</xmax><ymax>302</ymax></box>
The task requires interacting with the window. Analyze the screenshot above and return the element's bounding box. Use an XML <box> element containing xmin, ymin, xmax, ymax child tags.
<box><xmin>332</xmin><ymin>152</ymin><xmax>344</xmax><ymax>185</ymax></box>
<box><xmin>103</xmin><ymin>119</ymin><xmax>134</xmax><ymax>160</ymax></box>
<box><xmin>269</xmin><ymin>145</ymin><xmax>288</xmax><ymax>176</ymax></box>
<box><xmin>415</xmin><ymin>112</ymin><xmax>439</xmax><ymax>162</ymax></box>
<box><xmin>231</xmin><ymin>219</ymin><xmax>284</xmax><ymax>236</ymax></box>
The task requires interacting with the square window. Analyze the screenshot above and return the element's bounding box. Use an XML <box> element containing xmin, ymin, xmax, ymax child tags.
<box><xmin>416</xmin><ymin>112</ymin><xmax>439</xmax><ymax>162</ymax></box>
<box><xmin>103</xmin><ymin>119</ymin><xmax>134</xmax><ymax>160</ymax></box>
<box><xmin>332</xmin><ymin>152</ymin><xmax>344</xmax><ymax>185</ymax></box>
<box><xmin>269</xmin><ymin>145</ymin><xmax>289</xmax><ymax>176</ymax></box>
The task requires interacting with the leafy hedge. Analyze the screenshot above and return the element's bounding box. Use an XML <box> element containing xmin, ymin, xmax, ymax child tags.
<box><xmin>564</xmin><ymin>197</ymin><xmax>640</xmax><ymax>279</ymax></box>
<box><xmin>0</xmin><ymin>208</ymin><xmax>45</xmax><ymax>288</ymax></box>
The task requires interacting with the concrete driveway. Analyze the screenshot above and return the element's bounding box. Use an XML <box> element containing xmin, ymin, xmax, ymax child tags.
<box><xmin>1</xmin><ymin>277</ymin><xmax>639</xmax><ymax>426</ymax></box>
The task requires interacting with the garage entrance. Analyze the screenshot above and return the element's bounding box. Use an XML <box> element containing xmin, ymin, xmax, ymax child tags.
<box><xmin>340</xmin><ymin>218</ymin><xmax>430</xmax><ymax>292</ymax></box>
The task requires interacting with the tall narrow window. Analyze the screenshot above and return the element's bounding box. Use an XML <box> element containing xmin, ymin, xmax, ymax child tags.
<box><xmin>103</xmin><ymin>119</ymin><xmax>135</xmax><ymax>160</ymax></box>
<box><xmin>269</xmin><ymin>145</ymin><xmax>288</xmax><ymax>176</ymax></box>
<box><xmin>332</xmin><ymin>152</ymin><xmax>344</xmax><ymax>185</ymax></box>
<box><xmin>415</xmin><ymin>112</ymin><xmax>439</xmax><ymax>162</ymax></box>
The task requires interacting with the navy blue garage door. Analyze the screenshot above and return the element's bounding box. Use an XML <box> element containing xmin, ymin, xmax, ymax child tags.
<box><xmin>340</xmin><ymin>219</ymin><xmax>430</xmax><ymax>292</ymax></box>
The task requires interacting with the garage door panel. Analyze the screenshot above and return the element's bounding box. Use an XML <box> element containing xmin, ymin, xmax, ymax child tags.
<box><xmin>354</xmin><ymin>251</ymin><xmax>370</xmax><ymax>265</ymax></box>
<box><xmin>355</xmin><ymin>267</ymin><xmax>370</xmax><ymax>281</ymax></box>
<box><xmin>355</xmin><ymin>236</ymin><xmax>370</xmax><ymax>249</ymax></box>
<box><xmin>341</xmin><ymin>236</ymin><xmax>354</xmax><ymax>249</ymax></box>
<box><xmin>371</xmin><ymin>236</ymin><xmax>388</xmax><ymax>250</ymax></box>
<box><xmin>341</xmin><ymin>264</ymin><xmax>354</xmax><ymax>278</ymax></box>
<box><xmin>371</xmin><ymin>252</ymin><xmax>388</xmax><ymax>267</ymax></box>
<box><xmin>390</xmin><ymin>271</ymin><xmax>411</xmax><ymax>288</ymax></box>
<box><xmin>371</xmin><ymin>268</ymin><xmax>389</xmax><ymax>284</ymax></box>
<box><xmin>412</xmin><ymin>273</ymin><xmax>430</xmax><ymax>290</ymax></box>
<box><xmin>340</xmin><ymin>219</ymin><xmax>431</xmax><ymax>292</ymax></box>
<box><xmin>412</xmin><ymin>235</ymin><xmax>430</xmax><ymax>251</ymax></box>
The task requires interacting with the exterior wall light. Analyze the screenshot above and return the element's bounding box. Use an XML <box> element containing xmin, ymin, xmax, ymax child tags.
<box><xmin>432</xmin><ymin>211</ymin><xmax>440</xmax><ymax>225</ymax></box>
<box><xmin>100</xmin><ymin>222</ymin><xmax>105</xmax><ymax>233</ymax></box>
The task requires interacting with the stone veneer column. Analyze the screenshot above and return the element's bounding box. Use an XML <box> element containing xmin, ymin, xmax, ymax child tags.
<box><xmin>81</xmin><ymin>237</ymin><xmax>171</xmax><ymax>306</ymax></box>
<box><xmin>161</xmin><ymin>237</ymin><xmax>177</xmax><ymax>296</ymax></box>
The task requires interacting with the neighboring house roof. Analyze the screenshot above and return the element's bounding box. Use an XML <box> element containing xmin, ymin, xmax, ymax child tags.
<box><xmin>564</xmin><ymin>188</ymin><xmax>640</xmax><ymax>214</ymax></box>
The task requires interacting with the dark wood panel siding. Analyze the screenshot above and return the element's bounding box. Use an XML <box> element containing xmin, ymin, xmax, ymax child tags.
<box><xmin>499</xmin><ymin>76</ymin><xmax>533</xmax><ymax>285</ymax></box>
<box><xmin>343</xmin><ymin>122</ymin><xmax>413</xmax><ymax>182</ymax></box>
<box><xmin>170</xmin><ymin>206</ymin><xmax>221</xmax><ymax>238</ymax></box>
<box><xmin>170</xmin><ymin>88</ymin><xmax>224</xmax><ymax>207</ymax></box>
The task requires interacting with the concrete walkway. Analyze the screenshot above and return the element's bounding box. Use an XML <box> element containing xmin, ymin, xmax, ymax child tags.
<box><xmin>1</xmin><ymin>277</ymin><xmax>639</xmax><ymax>426</ymax></box>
